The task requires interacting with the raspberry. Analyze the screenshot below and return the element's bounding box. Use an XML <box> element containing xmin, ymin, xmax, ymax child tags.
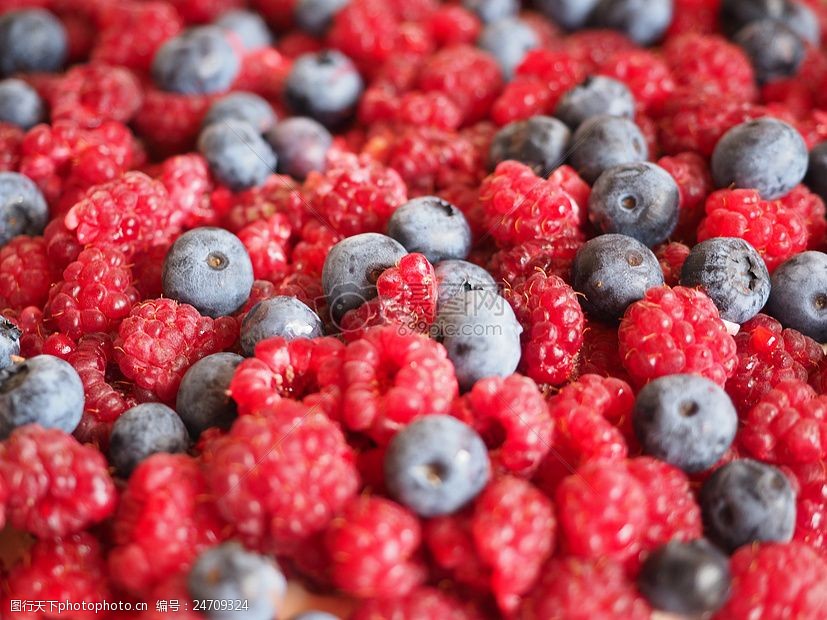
<box><xmin>339</xmin><ymin>326</ymin><xmax>458</xmax><ymax>443</ymax></box>
<box><xmin>597</xmin><ymin>49</ymin><xmax>675</xmax><ymax>114</ymax></box>
<box><xmin>619</xmin><ymin>286</ymin><xmax>738</xmax><ymax>388</ymax></box>
<box><xmin>45</xmin><ymin>246</ymin><xmax>139</xmax><ymax>340</ymax></box>
<box><xmin>564</xmin><ymin>30</ymin><xmax>636</xmax><ymax>72</ymax></box>
<box><xmin>233</xmin><ymin>48</ymin><xmax>292</xmax><ymax>103</ymax></box>
<box><xmin>698</xmin><ymin>189</ymin><xmax>808</xmax><ymax>272</ymax></box>
<box><xmin>488</xmin><ymin>234</ymin><xmax>583</xmax><ymax>286</ymax></box>
<box><xmin>204</xmin><ymin>400</ymin><xmax>359</xmax><ymax>554</ymax></box>
<box><xmin>779</xmin><ymin>184</ymin><xmax>827</xmax><ymax>251</ymax></box>
<box><xmin>236</xmin><ymin>213</ymin><xmax>292</xmax><ymax>283</ymax></box>
<box><xmin>0</xmin><ymin>425</ymin><xmax>116</xmax><ymax>538</ymax></box>
<box><xmin>351</xmin><ymin>587</ymin><xmax>479</xmax><ymax>620</ymax></box>
<box><xmin>376</xmin><ymin>252</ymin><xmax>437</xmax><ymax>329</ymax></box>
<box><xmin>0</xmin><ymin>122</ymin><xmax>23</xmax><ymax>172</ymax></box>
<box><xmin>666</xmin><ymin>0</ymin><xmax>720</xmax><ymax>37</ymax></box>
<box><xmin>291</xmin><ymin>220</ymin><xmax>342</xmax><ymax>275</ymax></box>
<box><xmin>657</xmin><ymin>151</ymin><xmax>714</xmax><ymax>243</ymax></box>
<box><xmin>504</xmin><ymin>272</ymin><xmax>584</xmax><ymax>386</ymax></box>
<box><xmin>364</xmin><ymin>91</ymin><xmax>463</xmax><ymax>131</ymax></box>
<box><xmin>787</xmin><ymin>462</ymin><xmax>827</xmax><ymax>555</ymax></box>
<box><xmin>252</xmin><ymin>0</ymin><xmax>296</xmax><ymax>30</ymax></box>
<box><xmin>325</xmin><ymin>496</ymin><xmax>425</xmax><ymax>598</ymax></box>
<box><xmin>427</xmin><ymin>5</ymin><xmax>481</xmax><ymax>47</ymax></box>
<box><xmin>114</xmin><ymin>298</ymin><xmax>238</xmax><ymax>403</ymax></box>
<box><xmin>49</xmin><ymin>63</ymin><xmax>143</xmax><ymax>129</ymax></box>
<box><xmin>159</xmin><ymin>153</ymin><xmax>218</xmax><ymax>230</ymax></box>
<box><xmin>451</xmin><ymin>374</ymin><xmax>554</xmax><ymax>477</ymax></box>
<box><xmin>716</xmin><ymin>542</ymin><xmax>827</xmax><ymax>619</ymax></box>
<box><xmin>0</xmin><ymin>235</ymin><xmax>53</xmax><ymax>311</ymax></box>
<box><xmin>277</xmin><ymin>272</ymin><xmax>328</xmax><ymax>317</ymax></box>
<box><xmin>109</xmin><ymin>453</ymin><xmax>225</xmax><ymax>596</ymax></box>
<box><xmin>222</xmin><ymin>173</ymin><xmax>308</xmax><ymax>233</ymax></box>
<box><xmin>133</xmin><ymin>88</ymin><xmax>211</xmax><ymax>156</ymax></box>
<box><xmin>478</xmin><ymin>161</ymin><xmax>582</xmax><ymax>249</ymax></box>
<box><xmin>328</xmin><ymin>0</ymin><xmax>411</xmax><ymax>75</ymax></box>
<box><xmin>654</xmin><ymin>241</ymin><xmax>691</xmax><ymax>286</ymax></box>
<box><xmin>130</xmin><ymin>241</ymin><xmax>172</xmax><ymax>300</ymax></box>
<box><xmin>166</xmin><ymin>0</ymin><xmax>244</xmax><ymax>23</ymax></box>
<box><xmin>519</xmin><ymin>556</ymin><xmax>652</xmax><ymax>620</ymax></box>
<box><xmin>575</xmin><ymin>322</ymin><xmax>631</xmax><ymax>382</ymax></box>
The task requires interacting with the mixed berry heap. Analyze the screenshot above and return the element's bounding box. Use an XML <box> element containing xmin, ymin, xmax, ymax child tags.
<box><xmin>1</xmin><ymin>0</ymin><xmax>827</xmax><ymax>619</ymax></box>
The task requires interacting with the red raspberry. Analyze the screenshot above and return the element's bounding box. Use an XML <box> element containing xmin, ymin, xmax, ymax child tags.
<box><xmin>488</xmin><ymin>234</ymin><xmax>583</xmax><ymax>286</ymax></box>
<box><xmin>252</xmin><ymin>0</ymin><xmax>296</xmax><ymax>30</ymax></box>
<box><xmin>278</xmin><ymin>32</ymin><xmax>321</xmax><ymax>58</ymax></box>
<box><xmin>109</xmin><ymin>453</ymin><xmax>225</xmax><ymax>596</ymax></box>
<box><xmin>114</xmin><ymin>298</ymin><xmax>238</xmax><ymax>403</ymax></box>
<box><xmin>0</xmin><ymin>425</ymin><xmax>116</xmax><ymax>538</ymax></box>
<box><xmin>716</xmin><ymin>542</ymin><xmax>827</xmax><ymax>619</ymax></box>
<box><xmin>787</xmin><ymin>462</ymin><xmax>827</xmax><ymax>555</ymax></box>
<box><xmin>564</xmin><ymin>30</ymin><xmax>636</xmax><ymax>71</ymax></box>
<box><xmin>376</xmin><ymin>252</ymin><xmax>437</xmax><ymax>329</ymax></box>
<box><xmin>426</xmin><ymin>475</ymin><xmax>556</xmax><ymax>613</ymax></box>
<box><xmin>222</xmin><ymin>173</ymin><xmax>308</xmax><ymax>233</ymax></box>
<box><xmin>204</xmin><ymin>400</ymin><xmax>359</xmax><ymax>554</ymax></box>
<box><xmin>619</xmin><ymin>286</ymin><xmax>738</xmax><ymax>388</ymax></box>
<box><xmin>133</xmin><ymin>88</ymin><xmax>211</xmax><ymax>156</ymax></box>
<box><xmin>381</xmin><ymin>91</ymin><xmax>463</xmax><ymax>130</ymax></box>
<box><xmin>291</xmin><ymin>220</ymin><xmax>342</xmax><ymax>275</ymax></box>
<box><xmin>328</xmin><ymin>0</ymin><xmax>411</xmax><ymax>75</ymax></box>
<box><xmin>276</xmin><ymin>272</ymin><xmax>328</xmax><ymax>317</ymax></box>
<box><xmin>49</xmin><ymin>63</ymin><xmax>143</xmax><ymax>128</ymax></box>
<box><xmin>325</xmin><ymin>496</ymin><xmax>425</xmax><ymax>598</ymax></box>
<box><xmin>779</xmin><ymin>184</ymin><xmax>827</xmax><ymax>250</ymax></box>
<box><xmin>159</xmin><ymin>153</ymin><xmax>218</xmax><ymax>230</ymax></box>
<box><xmin>598</xmin><ymin>49</ymin><xmax>675</xmax><ymax>114</ymax></box>
<box><xmin>45</xmin><ymin>246</ymin><xmax>139</xmax><ymax>340</ymax></box>
<box><xmin>451</xmin><ymin>374</ymin><xmax>554</xmax><ymax>477</ymax></box>
<box><xmin>698</xmin><ymin>189</ymin><xmax>808</xmax><ymax>272</ymax></box>
<box><xmin>339</xmin><ymin>326</ymin><xmax>458</xmax><ymax>443</ymax></box>
<box><xmin>233</xmin><ymin>48</ymin><xmax>292</xmax><ymax>103</ymax></box>
<box><xmin>504</xmin><ymin>272</ymin><xmax>584</xmax><ymax>386</ymax></box>
<box><xmin>351</xmin><ymin>587</ymin><xmax>480</xmax><ymax>620</ymax></box>
<box><xmin>427</xmin><ymin>5</ymin><xmax>481</xmax><ymax>47</ymax></box>
<box><xmin>10</xmin><ymin>306</ymin><xmax>50</xmax><ymax>359</ymax></box>
<box><xmin>575</xmin><ymin>321</ymin><xmax>631</xmax><ymax>382</ymax></box>
<box><xmin>657</xmin><ymin>151</ymin><xmax>714</xmax><ymax>243</ymax></box>
<box><xmin>666</xmin><ymin>0</ymin><xmax>720</xmax><ymax>37</ymax></box>
<box><xmin>654</xmin><ymin>241</ymin><xmax>690</xmax><ymax>286</ymax></box>
<box><xmin>519</xmin><ymin>556</ymin><xmax>652</xmax><ymax>620</ymax></box>
<box><xmin>0</xmin><ymin>122</ymin><xmax>22</xmax><ymax>172</ymax></box>
<box><xmin>166</xmin><ymin>0</ymin><xmax>243</xmax><ymax>23</ymax></box>
<box><xmin>237</xmin><ymin>213</ymin><xmax>292</xmax><ymax>283</ymax></box>
<box><xmin>0</xmin><ymin>235</ymin><xmax>52</xmax><ymax>311</ymax></box>
<box><xmin>130</xmin><ymin>241</ymin><xmax>172</xmax><ymax>300</ymax></box>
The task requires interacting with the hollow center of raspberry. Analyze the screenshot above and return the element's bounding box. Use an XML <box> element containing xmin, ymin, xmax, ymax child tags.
<box><xmin>679</xmin><ymin>400</ymin><xmax>699</xmax><ymax>417</ymax></box>
<box><xmin>207</xmin><ymin>251</ymin><xmax>229</xmax><ymax>271</ymax></box>
<box><xmin>620</xmin><ymin>195</ymin><xmax>637</xmax><ymax>210</ymax></box>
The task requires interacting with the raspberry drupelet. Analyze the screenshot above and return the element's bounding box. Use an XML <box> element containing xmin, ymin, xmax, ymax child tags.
<box><xmin>0</xmin><ymin>235</ymin><xmax>53</xmax><ymax>311</ymax></box>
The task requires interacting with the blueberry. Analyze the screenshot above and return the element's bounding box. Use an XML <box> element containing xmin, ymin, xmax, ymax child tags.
<box><xmin>284</xmin><ymin>50</ymin><xmax>364</xmax><ymax>129</ymax></box>
<box><xmin>0</xmin><ymin>317</ymin><xmax>20</xmax><ymax>370</ymax></box>
<box><xmin>0</xmin><ymin>171</ymin><xmax>48</xmax><ymax>246</ymax></box>
<box><xmin>806</xmin><ymin>141</ymin><xmax>827</xmax><ymax>203</ymax></box>
<box><xmin>240</xmin><ymin>296</ymin><xmax>324</xmax><ymax>356</ymax></box>
<box><xmin>385</xmin><ymin>414</ymin><xmax>490</xmax><ymax>517</ymax></box>
<box><xmin>680</xmin><ymin>237</ymin><xmax>770</xmax><ymax>324</ymax></box>
<box><xmin>434</xmin><ymin>260</ymin><xmax>498</xmax><ymax>309</ymax></box>
<box><xmin>0</xmin><ymin>9</ymin><xmax>67</xmax><ymax>76</ymax></box>
<box><xmin>152</xmin><ymin>26</ymin><xmax>240</xmax><ymax>95</ymax></box>
<box><xmin>721</xmin><ymin>0</ymin><xmax>792</xmax><ymax>37</ymax></box>
<box><xmin>387</xmin><ymin>197</ymin><xmax>472</xmax><ymax>264</ymax></box>
<box><xmin>215</xmin><ymin>9</ymin><xmax>273</xmax><ymax>50</ymax></box>
<box><xmin>188</xmin><ymin>542</ymin><xmax>287</xmax><ymax>620</ymax></box>
<box><xmin>266</xmin><ymin>117</ymin><xmax>333</xmax><ymax>180</ymax></box>
<box><xmin>435</xmin><ymin>289</ymin><xmax>522</xmax><ymax>390</ymax></box>
<box><xmin>633</xmin><ymin>374</ymin><xmax>738</xmax><ymax>473</ymax></box>
<box><xmin>0</xmin><ymin>354</ymin><xmax>83</xmax><ymax>439</ymax></box>
<box><xmin>765</xmin><ymin>250</ymin><xmax>827</xmax><ymax>341</ymax></box>
<box><xmin>322</xmin><ymin>233</ymin><xmax>407</xmax><ymax>323</ymax></box>
<box><xmin>488</xmin><ymin>115</ymin><xmax>571</xmax><ymax>177</ymax></box>
<box><xmin>477</xmin><ymin>17</ymin><xmax>539</xmax><ymax>81</ymax></box>
<box><xmin>638</xmin><ymin>539</ymin><xmax>731</xmax><ymax>615</ymax></box>
<box><xmin>534</xmin><ymin>0</ymin><xmax>601</xmax><ymax>30</ymax></box>
<box><xmin>0</xmin><ymin>78</ymin><xmax>43</xmax><ymax>130</ymax></box>
<box><xmin>554</xmin><ymin>76</ymin><xmax>635</xmax><ymax>130</ymax></box>
<box><xmin>588</xmin><ymin>162</ymin><xmax>679</xmax><ymax>247</ymax></box>
<box><xmin>711</xmin><ymin>118</ymin><xmax>808</xmax><ymax>200</ymax></box>
<box><xmin>198</xmin><ymin>119</ymin><xmax>277</xmax><ymax>191</ymax></box>
<box><xmin>295</xmin><ymin>0</ymin><xmax>349</xmax><ymax>36</ymax></box>
<box><xmin>588</xmin><ymin>0</ymin><xmax>673</xmax><ymax>46</ymax></box>
<box><xmin>784</xmin><ymin>1</ymin><xmax>820</xmax><ymax>45</ymax></box>
<box><xmin>734</xmin><ymin>19</ymin><xmax>805</xmax><ymax>84</ymax></box>
<box><xmin>700</xmin><ymin>458</ymin><xmax>795</xmax><ymax>552</ymax></box>
<box><xmin>571</xmin><ymin>234</ymin><xmax>664</xmax><ymax>321</ymax></box>
<box><xmin>568</xmin><ymin>115</ymin><xmax>648</xmax><ymax>184</ymax></box>
<box><xmin>162</xmin><ymin>227</ymin><xmax>255</xmax><ymax>318</ymax></box>
<box><xmin>462</xmin><ymin>0</ymin><xmax>519</xmax><ymax>23</ymax></box>
<box><xmin>176</xmin><ymin>352</ymin><xmax>243</xmax><ymax>439</ymax></box>
<box><xmin>202</xmin><ymin>92</ymin><xmax>277</xmax><ymax>134</ymax></box>
<box><xmin>109</xmin><ymin>403</ymin><xmax>190</xmax><ymax>478</ymax></box>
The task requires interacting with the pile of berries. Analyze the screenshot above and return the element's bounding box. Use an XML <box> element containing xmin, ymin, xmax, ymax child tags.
<box><xmin>2</xmin><ymin>0</ymin><xmax>827</xmax><ymax>618</ymax></box>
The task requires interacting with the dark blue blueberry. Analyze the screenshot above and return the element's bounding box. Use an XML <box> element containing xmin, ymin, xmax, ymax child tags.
<box><xmin>385</xmin><ymin>414</ymin><xmax>490</xmax><ymax>517</ymax></box>
<box><xmin>734</xmin><ymin>19</ymin><xmax>805</xmax><ymax>84</ymax></box>
<box><xmin>462</xmin><ymin>0</ymin><xmax>519</xmax><ymax>23</ymax></box>
<box><xmin>266</xmin><ymin>116</ymin><xmax>332</xmax><ymax>180</ymax></box>
<box><xmin>240</xmin><ymin>296</ymin><xmax>324</xmax><ymax>356</ymax></box>
<box><xmin>198</xmin><ymin>119</ymin><xmax>277</xmax><ymax>191</ymax></box>
<box><xmin>434</xmin><ymin>260</ymin><xmax>498</xmax><ymax>309</ymax></box>
<box><xmin>0</xmin><ymin>171</ymin><xmax>48</xmax><ymax>246</ymax></box>
<box><xmin>588</xmin><ymin>162</ymin><xmax>679</xmax><ymax>247</ymax></box>
<box><xmin>568</xmin><ymin>114</ymin><xmax>648</xmax><ymax>184</ymax></box>
<box><xmin>535</xmin><ymin>0</ymin><xmax>600</xmax><ymax>30</ymax></box>
<box><xmin>294</xmin><ymin>0</ymin><xmax>349</xmax><ymax>36</ymax></box>
<box><xmin>0</xmin><ymin>9</ymin><xmax>66</xmax><ymax>76</ymax></box>
<box><xmin>765</xmin><ymin>250</ymin><xmax>827</xmax><ymax>341</ymax></box>
<box><xmin>633</xmin><ymin>374</ymin><xmax>738</xmax><ymax>473</ymax></box>
<box><xmin>109</xmin><ymin>403</ymin><xmax>190</xmax><ymax>478</ymax></box>
<box><xmin>0</xmin><ymin>354</ymin><xmax>83</xmax><ymax>439</ymax></box>
<box><xmin>571</xmin><ymin>233</ymin><xmax>664</xmax><ymax>321</ymax></box>
<box><xmin>806</xmin><ymin>141</ymin><xmax>827</xmax><ymax>203</ymax></box>
<box><xmin>638</xmin><ymin>539</ymin><xmax>731</xmax><ymax>615</ymax></box>
<box><xmin>477</xmin><ymin>17</ymin><xmax>539</xmax><ymax>81</ymax></box>
<box><xmin>785</xmin><ymin>1</ymin><xmax>820</xmax><ymax>45</ymax></box>
<box><xmin>488</xmin><ymin>115</ymin><xmax>571</xmax><ymax>177</ymax></box>
<box><xmin>0</xmin><ymin>317</ymin><xmax>20</xmax><ymax>370</ymax></box>
<box><xmin>721</xmin><ymin>0</ymin><xmax>792</xmax><ymax>37</ymax></box>
<box><xmin>589</xmin><ymin>0</ymin><xmax>673</xmax><ymax>46</ymax></box>
<box><xmin>215</xmin><ymin>9</ymin><xmax>273</xmax><ymax>50</ymax></box>
<box><xmin>435</xmin><ymin>289</ymin><xmax>522</xmax><ymax>390</ymax></box>
<box><xmin>203</xmin><ymin>92</ymin><xmax>277</xmax><ymax>134</ymax></box>
<box><xmin>680</xmin><ymin>237</ymin><xmax>770</xmax><ymax>324</ymax></box>
<box><xmin>322</xmin><ymin>233</ymin><xmax>407</xmax><ymax>323</ymax></box>
<box><xmin>0</xmin><ymin>78</ymin><xmax>43</xmax><ymax>130</ymax></box>
<box><xmin>700</xmin><ymin>458</ymin><xmax>795</xmax><ymax>552</ymax></box>
<box><xmin>188</xmin><ymin>542</ymin><xmax>286</xmax><ymax>620</ymax></box>
<box><xmin>711</xmin><ymin>118</ymin><xmax>808</xmax><ymax>200</ymax></box>
<box><xmin>162</xmin><ymin>226</ymin><xmax>255</xmax><ymax>318</ymax></box>
<box><xmin>152</xmin><ymin>26</ymin><xmax>240</xmax><ymax>95</ymax></box>
<box><xmin>554</xmin><ymin>76</ymin><xmax>635</xmax><ymax>130</ymax></box>
<box><xmin>284</xmin><ymin>50</ymin><xmax>364</xmax><ymax>129</ymax></box>
<box><xmin>176</xmin><ymin>352</ymin><xmax>243</xmax><ymax>439</ymax></box>
<box><xmin>387</xmin><ymin>196</ymin><xmax>472</xmax><ymax>264</ymax></box>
